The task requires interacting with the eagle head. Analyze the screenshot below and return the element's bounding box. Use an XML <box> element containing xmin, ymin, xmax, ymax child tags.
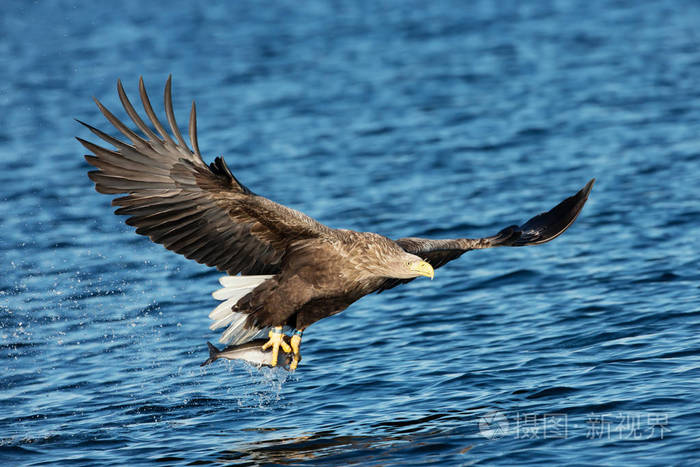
<box><xmin>405</xmin><ymin>257</ymin><xmax>435</xmax><ymax>279</ymax></box>
<box><xmin>385</xmin><ymin>253</ymin><xmax>434</xmax><ymax>280</ymax></box>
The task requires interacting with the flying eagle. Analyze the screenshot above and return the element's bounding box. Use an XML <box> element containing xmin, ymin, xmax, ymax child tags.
<box><xmin>78</xmin><ymin>77</ymin><xmax>594</xmax><ymax>370</ymax></box>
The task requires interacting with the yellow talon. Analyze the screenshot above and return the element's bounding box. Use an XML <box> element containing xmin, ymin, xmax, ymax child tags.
<box><xmin>289</xmin><ymin>331</ymin><xmax>302</xmax><ymax>371</ymax></box>
<box><xmin>261</xmin><ymin>327</ymin><xmax>291</xmax><ymax>367</ymax></box>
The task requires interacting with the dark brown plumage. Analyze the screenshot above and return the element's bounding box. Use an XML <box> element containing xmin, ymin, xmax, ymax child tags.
<box><xmin>79</xmin><ymin>77</ymin><xmax>594</xmax><ymax>366</ymax></box>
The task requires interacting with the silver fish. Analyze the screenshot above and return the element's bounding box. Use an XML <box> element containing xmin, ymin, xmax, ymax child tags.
<box><xmin>201</xmin><ymin>338</ymin><xmax>294</xmax><ymax>369</ymax></box>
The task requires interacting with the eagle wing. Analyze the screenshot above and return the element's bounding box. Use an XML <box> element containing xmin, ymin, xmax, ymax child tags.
<box><xmin>79</xmin><ymin>76</ymin><xmax>333</xmax><ymax>275</ymax></box>
<box><xmin>377</xmin><ymin>178</ymin><xmax>595</xmax><ymax>291</ymax></box>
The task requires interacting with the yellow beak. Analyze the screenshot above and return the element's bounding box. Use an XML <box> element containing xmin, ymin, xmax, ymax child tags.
<box><xmin>409</xmin><ymin>260</ymin><xmax>434</xmax><ymax>280</ymax></box>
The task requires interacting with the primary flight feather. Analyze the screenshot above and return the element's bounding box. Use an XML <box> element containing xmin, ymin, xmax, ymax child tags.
<box><xmin>79</xmin><ymin>76</ymin><xmax>594</xmax><ymax>370</ymax></box>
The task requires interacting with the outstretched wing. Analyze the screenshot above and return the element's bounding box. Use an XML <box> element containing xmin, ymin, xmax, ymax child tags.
<box><xmin>377</xmin><ymin>179</ymin><xmax>595</xmax><ymax>292</ymax></box>
<box><xmin>79</xmin><ymin>76</ymin><xmax>332</xmax><ymax>275</ymax></box>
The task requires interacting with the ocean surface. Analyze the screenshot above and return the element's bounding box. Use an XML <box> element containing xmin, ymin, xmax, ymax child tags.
<box><xmin>1</xmin><ymin>1</ymin><xmax>699</xmax><ymax>465</ymax></box>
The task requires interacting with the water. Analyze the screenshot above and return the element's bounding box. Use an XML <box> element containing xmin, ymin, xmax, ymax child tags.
<box><xmin>2</xmin><ymin>1</ymin><xmax>699</xmax><ymax>464</ymax></box>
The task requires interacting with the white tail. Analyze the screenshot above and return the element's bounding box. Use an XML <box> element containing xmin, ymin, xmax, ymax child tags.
<box><xmin>209</xmin><ymin>275</ymin><xmax>273</xmax><ymax>345</ymax></box>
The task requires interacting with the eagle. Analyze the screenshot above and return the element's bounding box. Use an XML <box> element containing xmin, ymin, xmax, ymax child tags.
<box><xmin>78</xmin><ymin>77</ymin><xmax>594</xmax><ymax>370</ymax></box>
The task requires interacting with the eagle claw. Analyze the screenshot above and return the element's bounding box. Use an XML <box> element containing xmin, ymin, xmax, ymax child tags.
<box><xmin>261</xmin><ymin>327</ymin><xmax>291</xmax><ymax>367</ymax></box>
<box><xmin>290</xmin><ymin>332</ymin><xmax>302</xmax><ymax>370</ymax></box>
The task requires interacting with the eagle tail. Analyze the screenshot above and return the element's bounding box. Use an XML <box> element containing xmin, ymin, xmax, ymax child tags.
<box><xmin>489</xmin><ymin>178</ymin><xmax>595</xmax><ymax>247</ymax></box>
<box><xmin>209</xmin><ymin>275</ymin><xmax>274</xmax><ymax>345</ymax></box>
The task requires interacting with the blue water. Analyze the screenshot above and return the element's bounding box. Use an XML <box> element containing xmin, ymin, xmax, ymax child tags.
<box><xmin>2</xmin><ymin>1</ymin><xmax>699</xmax><ymax>465</ymax></box>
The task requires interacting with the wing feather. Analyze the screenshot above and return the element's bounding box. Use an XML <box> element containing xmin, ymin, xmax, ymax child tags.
<box><xmin>163</xmin><ymin>76</ymin><xmax>190</xmax><ymax>150</ymax></box>
<box><xmin>80</xmin><ymin>77</ymin><xmax>333</xmax><ymax>275</ymax></box>
<box><xmin>117</xmin><ymin>79</ymin><xmax>160</xmax><ymax>142</ymax></box>
<box><xmin>377</xmin><ymin>179</ymin><xmax>594</xmax><ymax>292</ymax></box>
<box><xmin>189</xmin><ymin>102</ymin><xmax>202</xmax><ymax>159</ymax></box>
<box><xmin>138</xmin><ymin>76</ymin><xmax>177</xmax><ymax>148</ymax></box>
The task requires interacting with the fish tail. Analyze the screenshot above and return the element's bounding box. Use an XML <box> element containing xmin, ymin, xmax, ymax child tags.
<box><xmin>200</xmin><ymin>341</ymin><xmax>220</xmax><ymax>367</ymax></box>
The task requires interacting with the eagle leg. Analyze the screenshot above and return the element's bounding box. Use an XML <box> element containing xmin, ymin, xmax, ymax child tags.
<box><xmin>261</xmin><ymin>327</ymin><xmax>291</xmax><ymax>367</ymax></box>
<box><xmin>289</xmin><ymin>330</ymin><xmax>303</xmax><ymax>370</ymax></box>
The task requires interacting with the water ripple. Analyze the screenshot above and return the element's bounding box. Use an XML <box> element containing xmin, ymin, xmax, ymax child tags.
<box><xmin>1</xmin><ymin>0</ymin><xmax>699</xmax><ymax>465</ymax></box>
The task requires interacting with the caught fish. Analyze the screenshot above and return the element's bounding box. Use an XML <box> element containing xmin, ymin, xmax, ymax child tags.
<box><xmin>201</xmin><ymin>338</ymin><xmax>294</xmax><ymax>369</ymax></box>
